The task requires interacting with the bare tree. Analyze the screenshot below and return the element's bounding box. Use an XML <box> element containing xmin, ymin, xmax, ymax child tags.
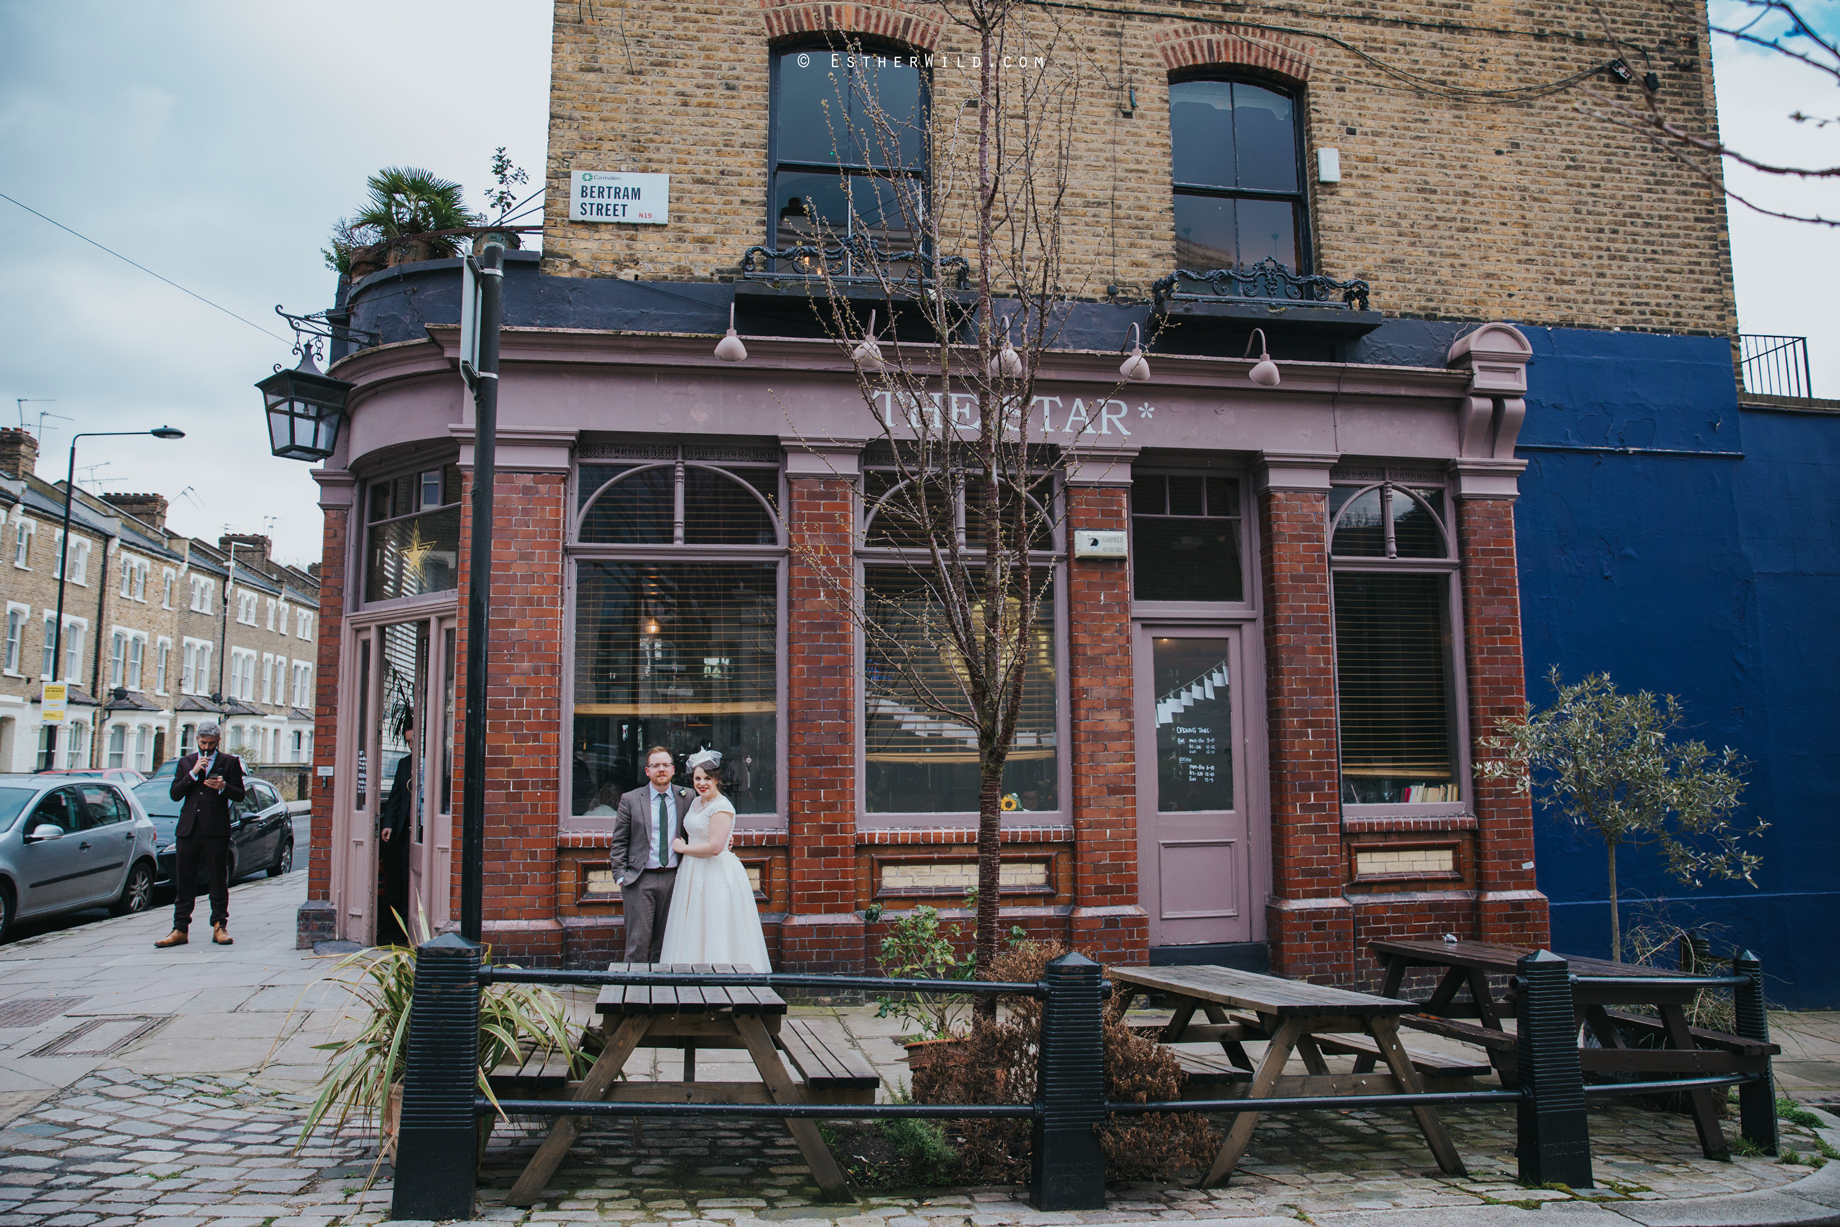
<box><xmin>766</xmin><ymin>1</ymin><xmax>1143</xmax><ymax>1005</ymax></box>
<box><xmin>1580</xmin><ymin>0</ymin><xmax>1838</xmax><ymax>226</ymax></box>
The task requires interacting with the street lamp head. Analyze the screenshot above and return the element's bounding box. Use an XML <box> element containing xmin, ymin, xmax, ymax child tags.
<box><xmin>150</xmin><ymin>426</ymin><xmax>185</xmax><ymax>440</ymax></box>
<box><xmin>257</xmin><ymin>346</ymin><xmax>351</xmax><ymax>463</ymax></box>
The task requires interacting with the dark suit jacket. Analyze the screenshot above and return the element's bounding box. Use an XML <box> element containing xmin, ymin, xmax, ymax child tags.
<box><xmin>379</xmin><ymin>755</ymin><xmax>415</xmax><ymax>845</ymax></box>
<box><xmin>169</xmin><ymin>750</ymin><xmax>248</xmax><ymax>839</ymax></box>
<box><xmin>610</xmin><ymin>783</ymin><xmax>692</xmax><ymax>886</ymax></box>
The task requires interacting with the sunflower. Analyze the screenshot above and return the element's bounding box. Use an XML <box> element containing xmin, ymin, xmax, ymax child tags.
<box><xmin>1001</xmin><ymin>793</ymin><xmax>1020</xmax><ymax>811</ymax></box>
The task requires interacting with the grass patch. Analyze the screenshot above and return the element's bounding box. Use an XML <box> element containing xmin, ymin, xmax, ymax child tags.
<box><xmin>1778</xmin><ymin>1098</ymin><xmax>1828</xmax><ymax>1130</ymax></box>
<box><xmin>823</xmin><ymin>1117</ymin><xmax>960</xmax><ymax>1191</ymax></box>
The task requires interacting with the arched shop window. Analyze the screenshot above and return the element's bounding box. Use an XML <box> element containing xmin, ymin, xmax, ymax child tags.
<box><xmin>1328</xmin><ymin>475</ymin><xmax>1466</xmax><ymax>810</ymax></box>
<box><xmin>769</xmin><ymin>42</ymin><xmax>929</xmax><ymax>272</ymax></box>
<box><xmin>571</xmin><ymin>447</ymin><xmax>784</xmax><ymax>818</ymax></box>
<box><xmin>1169</xmin><ymin>77</ymin><xmax>1308</xmax><ymax>272</ymax></box>
<box><xmin>858</xmin><ymin>451</ymin><xmax>1061</xmax><ymax>816</ymax></box>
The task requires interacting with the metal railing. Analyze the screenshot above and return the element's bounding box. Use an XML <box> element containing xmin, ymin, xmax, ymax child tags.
<box><xmin>740</xmin><ymin>235</ymin><xmax>971</xmax><ymax>293</ymax></box>
<box><xmin>1153</xmin><ymin>258</ymin><xmax>1373</xmax><ymax>313</ymax></box>
<box><xmin>388</xmin><ymin>942</ymin><xmax>1775</xmax><ymax>1220</ymax></box>
<box><xmin>1740</xmin><ymin>334</ymin><xmax>1813</xmax><ymax>398</ymax></box>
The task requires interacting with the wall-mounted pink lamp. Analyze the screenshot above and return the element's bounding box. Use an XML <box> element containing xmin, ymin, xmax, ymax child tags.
<box><xmin>715</xmin><ymin>303</ymin><xmax>748</xmax><ymax>362</ymax></box>
<box><xmin>1245</xmin><ymin>327</ymin><xmax>1280</xmax><ymax>386</ymax></box>
<box><xmin>1119</xmin><ymin>322</ymin><xmax>1151</xmax><ymax>382</ymax></box>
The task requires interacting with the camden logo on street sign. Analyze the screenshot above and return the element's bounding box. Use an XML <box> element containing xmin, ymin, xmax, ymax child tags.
<box><xmin>570</xmin><ymin>171</ymin><xmax>669</xmax><ymax>225</ymax></box>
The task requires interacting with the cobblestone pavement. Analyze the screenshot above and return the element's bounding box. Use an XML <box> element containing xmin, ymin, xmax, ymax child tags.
<box><xmin>2</xmin><ymin>1065</ymin><xmax>1834</xmax><ymax>1227</ymax></box>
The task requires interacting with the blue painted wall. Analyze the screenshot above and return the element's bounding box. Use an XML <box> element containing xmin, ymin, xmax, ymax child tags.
<box><xmin>1508</xmin><ymin>327</ymin><xmax>1839</xmax><ymax>1007</ymax></box>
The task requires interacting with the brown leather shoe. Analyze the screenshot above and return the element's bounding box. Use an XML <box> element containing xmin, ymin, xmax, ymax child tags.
<box><xmin>154</xmin><ymin>930</ymin><xmax>188</xmax><ymax>948</ymax></box>
<box><xmin>212</xmin><ymin>924</ymin><xmax>233</xmax><ymax>945</ymax></box>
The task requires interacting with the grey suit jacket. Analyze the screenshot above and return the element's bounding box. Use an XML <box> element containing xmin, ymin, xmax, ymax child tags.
<box><xmin>611</xmin><ymin>783</ymin><xmax>693</xmax><ymax>886</ymax></box>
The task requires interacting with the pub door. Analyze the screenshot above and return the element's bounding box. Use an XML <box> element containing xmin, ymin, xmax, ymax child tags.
<box><xmin>1133</xmin><ymin>626</ymin><xmax>1257</xmax><ymax>947</ymax></box>
<box><xmin>343</xmin><ymin>615</ymin><xmax>455</xmax><ymax>944</ymax></box>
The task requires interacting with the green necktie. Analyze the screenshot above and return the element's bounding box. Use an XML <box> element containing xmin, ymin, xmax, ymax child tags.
<box><xmin>656</xmin><ymin>791</ymin><xmax>669</xmax><ymax>866</ymax></box>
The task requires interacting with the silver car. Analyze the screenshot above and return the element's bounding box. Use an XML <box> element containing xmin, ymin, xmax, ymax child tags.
<box><xmin>0</xmin><ymin>774</ymin><xmax>159</xmax><ymax>940</ymax></box>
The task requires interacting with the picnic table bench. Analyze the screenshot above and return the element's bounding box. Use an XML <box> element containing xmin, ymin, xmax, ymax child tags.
<box><xmin>1112</xmin><ymin>963</ymin><xmax>1470</xmax><ymax>1186</ymax></box>
<box><xmin>502</xmin><ymin>964</ymin><xmax>875</xmax><ymax>1205</ymax></box>
<box><xmin>1368</xmin><ymin>939</ymin><xmax>1781</xmax><ymax>1161</ymax></box>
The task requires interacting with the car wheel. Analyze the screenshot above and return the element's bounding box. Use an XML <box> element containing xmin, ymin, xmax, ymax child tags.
<box><xmin>111</xmin><ymin>862</ymin><xmax>156</xmax><ymax>916</ymax></box>
<box><xmin>268</xmin><ymin>838</ymin><xmax>294</xmax><ymax>877</ymax></box>
<box><xmin>0</xmin><ymin>882</ymin><xmax>13</xmax><ymax>941</ymax></box>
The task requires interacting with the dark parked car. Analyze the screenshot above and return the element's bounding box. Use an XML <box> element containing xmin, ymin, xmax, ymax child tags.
<box><xmin>131</xmin><ymin>776</ymin><xmax>295</xmax><ymax>895</ymax></box>
<box><xmin>0</xmin><ymin>775</ymin><xmax>159</xmax><ymax>939</ymax></box>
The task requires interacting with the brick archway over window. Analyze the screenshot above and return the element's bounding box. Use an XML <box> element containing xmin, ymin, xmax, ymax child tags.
<box><xmin>1155</xmin><ymin>23</ymin><xmax>1315</xmax><ymax>83</ymax></box>
<box><xmin>759</xmin><ymin>0</ymin><xmax>944</xmax><ymax>53</ymax></box>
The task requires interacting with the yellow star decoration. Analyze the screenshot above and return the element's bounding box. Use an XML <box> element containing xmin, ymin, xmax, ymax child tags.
<box><xmin>399</xmin><ymin>523</ymin><xmax>433</xmax><ymax>577</ymax></box>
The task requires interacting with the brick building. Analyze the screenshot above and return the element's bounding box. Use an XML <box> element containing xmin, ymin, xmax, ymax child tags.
<box><xmin>296</xmin><ymin>0</ymin><xmax>1836</xmax><ymax>997</ymax></box>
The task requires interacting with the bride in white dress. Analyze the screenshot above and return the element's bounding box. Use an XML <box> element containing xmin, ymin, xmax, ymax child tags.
<box><xmin>658</xmin><ymin>750</ymin><xmax>771</xmax><ymax>971</ymax></box>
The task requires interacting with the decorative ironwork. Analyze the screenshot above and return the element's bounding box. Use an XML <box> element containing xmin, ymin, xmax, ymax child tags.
<box><xmin>741</xmin><ymin>235</ymin><xmax>971</xmax><ymax>293</ymax></box>
<box><xmin>274</xmin><ymin>304</ymin><xmax>380</xmax><ymax>354</ymax></box>
<box><xmin>1152</xmin><ymin>258</ymin><xmax>1372</xmax><ymax>313</ymax></box>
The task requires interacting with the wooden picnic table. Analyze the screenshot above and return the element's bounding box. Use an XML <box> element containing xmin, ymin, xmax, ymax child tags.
<box><xmin>1368</xmin><ymin>939</ymin><xmax>1780</xmax><ymax>1161</ymax></box>
<box><xmin>1111</xmin><ymin>964</ymin><xmax>1468</xmax><ymax>1187</ymax></box>
<box><xmin>505</xmin><ymin>963</ymin><xmax>855</xmax><ymax>1205</ymax></box>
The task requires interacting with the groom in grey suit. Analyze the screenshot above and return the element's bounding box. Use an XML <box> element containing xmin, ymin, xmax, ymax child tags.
<box><xmin>612</xmin><ymin>746</ymin><xmax>693</xmax><ymax>962</ymax></box>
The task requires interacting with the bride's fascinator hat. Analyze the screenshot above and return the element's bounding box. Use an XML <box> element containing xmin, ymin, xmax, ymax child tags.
<box><xmin>685</xmin><ymin>749</ymin><xmax>723</xmax><ymax>772</ymax></box>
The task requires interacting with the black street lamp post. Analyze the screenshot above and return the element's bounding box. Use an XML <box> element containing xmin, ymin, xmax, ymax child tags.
<box><xmin>459</xmin><ymin>239</ymin><xmax>504</xmax><ymax>943</ymax></box>
<box><xmin>45</xmin><ymin>428</ymin><xmax>185</xmax><ymax>769</ymax></box>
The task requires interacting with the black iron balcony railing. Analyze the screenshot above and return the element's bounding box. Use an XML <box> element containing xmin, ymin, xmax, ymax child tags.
<box><xmin>1739</xmin><ymin>334</ymin><xmax>1813</xmax><ymax>399</ymax></box>
<box><xmin>1153</xmin><ymin>257</ymin><xmax>1372</xmax><ymax>313</ymax></box>
<box><xmin>740</xmin><ymin>234</ymin><xmax>971</xmax><ymax>293</ymax></box>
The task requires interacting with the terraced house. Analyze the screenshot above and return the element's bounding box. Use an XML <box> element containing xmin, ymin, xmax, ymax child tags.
<box><xmin>296</xmin><ymin>0</ymin><xmax>1836</xmax><ymax>1001</ymax></box>
<box><xmin>0</xmin><ymin>432</ymin><xmax>320</xmax><ymax>781</ymax></box>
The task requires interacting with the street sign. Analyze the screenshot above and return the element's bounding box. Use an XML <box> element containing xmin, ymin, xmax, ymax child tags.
<box><xmin>569</xmin><ymin>171</ymin><xmax>669</xmax><ymax>225</ymax></box>
<box><xmin>41</xmin><ymin>682</ymin><xmax>66</xmax><ymax>723</ymax></box>
<box><xmin>459</xmin><ymin>255</ymin><xmax>482</xmax><ymax>390</ymax></box>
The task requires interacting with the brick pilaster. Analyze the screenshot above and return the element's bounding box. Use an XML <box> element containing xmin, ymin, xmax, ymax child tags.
<box><xmin>1256</xmin><ymin>458</ymin><xmax>1352</xmax><ymax>983</ymax></box>
<box><xmin>1455</xmin><ymin>491</ymin><xmax>1550</xmax><ymax>948</ymax></box>
<box><xmin>455</xmin><ymin>469</ymin><xmax>568</xmax><ymax>964</ymax></box>
<box><xmin>1063</xmin><ymin>482</ymin><xmax>1148</xmax><ymax>964</ymax></box>
<box><xmin>298</xmin><ymin>471</ymin><xmax>351</xmax><ymax>948</ymax></box>
<box><xmin>783</xmin><ymin>473</ymin><xmax>864</xmax><ymax>972</ymax></box>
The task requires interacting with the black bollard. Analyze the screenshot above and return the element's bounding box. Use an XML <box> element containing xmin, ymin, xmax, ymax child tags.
<box><xmin>1514</xmin><ymin>949</ymin><xmax>1593</xmax><ymax>1188</ymax></box>
<box><xmin>1029</xmin><ymin>951</ymin><xmax>1107</xmax><ymax>1211</ymax></box>
<box><xmin>1732</xmin><ymin>950</ymin><xmax>1778</xmax><ymax>1154</ymax></box>
<box><xmin>390</xmin><ymin>932</ymin><xmax>484</xmax><ymax>1222</ymax></box>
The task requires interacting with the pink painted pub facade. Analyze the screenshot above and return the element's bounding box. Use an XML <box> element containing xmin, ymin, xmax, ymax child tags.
<box><xmin>297</xmin><ymin>310</ymin><xmax>1549</xmax><ymax>984</ymax></box>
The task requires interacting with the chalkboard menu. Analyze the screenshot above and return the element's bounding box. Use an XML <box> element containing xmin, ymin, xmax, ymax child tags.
<box><xmin>1154</xmin><ymin>638</ymin><xmax>1234</xmax><ymax>813</ymax></box>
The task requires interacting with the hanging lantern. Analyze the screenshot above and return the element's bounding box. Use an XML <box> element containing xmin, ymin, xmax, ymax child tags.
<box><xmin>256</xmin><ymin>348</ymin><xmax>351</xmax><ymax>462</ymax></box>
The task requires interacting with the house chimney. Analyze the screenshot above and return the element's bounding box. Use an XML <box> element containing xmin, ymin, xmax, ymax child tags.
<box><xmin>307</xmin><ymin>562</ymin><xmax>321</xmax><ymax>580</ymax></box>
<box><xmin>103</xmin><ymin>492</ymin><xmax>169</xmax><ymax>532</ymax></box>
<box><xmin>218</xmin><ymin>533</ymin><xmax>272</xmax><ymax>567</ymax></box>
<box><xmin>0</xmin><ymin>429</ymin><xmax>39</xmax><ymax>481</ymax></box>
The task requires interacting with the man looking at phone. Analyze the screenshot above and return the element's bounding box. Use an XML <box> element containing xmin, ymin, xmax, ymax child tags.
<box><xmin>155</xmin><ymin>721</ymin><xmax>247</xmax><ymax>948</ymax></box>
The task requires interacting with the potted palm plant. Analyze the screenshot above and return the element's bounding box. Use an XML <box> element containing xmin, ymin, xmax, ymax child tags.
<box><xmin>352</xmin><ymin>166</ymin><xmax>476</xmax><ymax>268</ymax></box>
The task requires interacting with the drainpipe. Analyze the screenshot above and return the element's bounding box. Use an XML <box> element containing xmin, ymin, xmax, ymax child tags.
<box><xmin>89</xmin><ymin>532</ymin><xmax>112</xmax><ymax>767</ymax></box>
<box><xmin>214</xmin><ymin>544</ymin><xmax>240</xmax><ymax>709</ymax></box>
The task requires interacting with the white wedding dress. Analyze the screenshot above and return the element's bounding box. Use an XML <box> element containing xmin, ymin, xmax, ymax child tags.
<box><xmin>657</xmin><ymin>794</ymin><xmax>771</xmax><ymax>972</ymax></box>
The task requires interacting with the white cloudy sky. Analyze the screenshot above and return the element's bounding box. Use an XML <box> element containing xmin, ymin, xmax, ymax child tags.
<box><xmin>0</xmin><ymin>1</ymin><xmax>1831</xmax><ymax>570</ymax></box>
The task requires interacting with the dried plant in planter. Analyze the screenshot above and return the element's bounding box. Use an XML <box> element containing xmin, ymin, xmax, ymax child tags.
<box><xmin>910</xmin><ymin>941</ymin><xmax>1220</xmax><ymax>1185</ymax></box>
